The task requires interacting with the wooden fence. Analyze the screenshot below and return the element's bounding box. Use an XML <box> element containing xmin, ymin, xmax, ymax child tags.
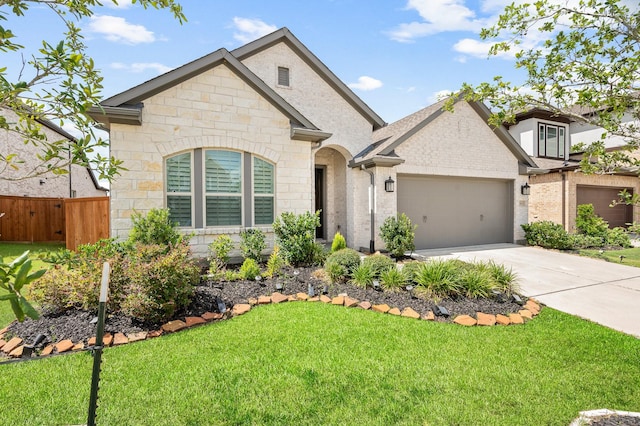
<box><xmin>0</xmin><ymin>195</ymin><xmax>109</xmax><ymax>250</ymax></box>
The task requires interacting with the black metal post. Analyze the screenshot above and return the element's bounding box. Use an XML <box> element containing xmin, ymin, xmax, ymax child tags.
<box><xmin>87</xmin><ymin>262</ymin><xmax>110</xmax><ymax>426</ymax></box>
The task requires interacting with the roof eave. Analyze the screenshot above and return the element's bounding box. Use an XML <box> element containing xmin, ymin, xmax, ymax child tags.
<box><xmin>88</xmin><ymin>105</ymin><xmax>143</xmax><ymax>129</ymax></box>
<box><xmin>291</xmin><ymin>127</ymin><xmax>333</xmax><ymax>142</ymax></box>
<box><xmin>349</xmin><ymin>156</ymin><xmax>405</xmax><ymax>169</ymax></box>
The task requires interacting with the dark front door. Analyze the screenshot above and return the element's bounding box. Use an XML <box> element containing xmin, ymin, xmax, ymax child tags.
<box><xmin>315</xmin><ymin>167</ymin><xmax>325</xmax><ymax>239</ymax></box>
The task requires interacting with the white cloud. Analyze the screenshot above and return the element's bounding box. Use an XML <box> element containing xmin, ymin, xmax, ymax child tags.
<box><xmin>427</xmin><ymin>89</ymin><xmax>454</xmax><ymax>104</ymax></box>
<box><xmin>348</xmin><ymin>76</ymin><xmax>383</xmax><ymax>91</ymax></box>
<box><xmin>388</xmin><ymin>0</ymin><xmax>489</xmax><ymax>42</ymax></box>
<box><xmin>111</xmin><ymin>62</ymin><xmax>173</xmax><ymax>74</ymax></box>
<box><xmin>232</xmin><ymin>17</ymin><xmax>277</xmax><ymax>44</ymax></box>
<box><xmin>88</xmin><ymin>15</ymin><xmax>156</xmax><ymax>44</ymax></box>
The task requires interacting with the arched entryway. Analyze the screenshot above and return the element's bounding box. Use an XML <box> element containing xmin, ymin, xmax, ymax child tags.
<box><xmin>314</xmin><ymin>146</ymin><xmax>348</xmax><ymax>241</ymax></box>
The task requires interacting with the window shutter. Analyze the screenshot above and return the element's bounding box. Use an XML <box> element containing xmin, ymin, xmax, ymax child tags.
<box><xmin>278</xmin><ymin>67</ymin><xmax>290</xmax><ymax>86</ymax></box>
<box><xmin>253</xmin><ymin>157</ymin><xmax>274</xmax><ymax>224</ymax></box>
<box><xmin>166</xmin><ymin>152</ymin><xmax>191</xmax><ymax>192</ymax></box>
<box><xmin>205</xmin><ymin>150</ymin><xmax>241</xmax><ymax>193</ymax></box>
<box><xmin>167</xmin><ymin>196</ymin><xmax>192</xmax><ymax>226</ymax></box>
<box><xmin>206</xmin><ymin>196</ymin><xmax>242</xmax><ymax>226</ymax></box>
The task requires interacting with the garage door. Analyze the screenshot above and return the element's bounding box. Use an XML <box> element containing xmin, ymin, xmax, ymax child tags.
<box><xmin>576</xmin><ymin>185</ymin><xmax>632</xmax><ymax>228</ymax></box>
<box><xmin>397</xmin><ymin>175</ymin><xmax>513</xmax><ymax>249</ymax></box>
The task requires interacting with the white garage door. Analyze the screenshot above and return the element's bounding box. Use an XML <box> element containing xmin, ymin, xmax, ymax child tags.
<box><xmin>397</xmin><ymin>175</ymin><xmax>514</xmax><ymax>249</ymax></box>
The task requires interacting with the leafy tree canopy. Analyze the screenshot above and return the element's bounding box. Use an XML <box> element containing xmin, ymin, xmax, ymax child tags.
<box><xmin>0</xmin><ymin>0</ymin><xmax>185</xmax><ymax>181</ymax></box>
<box><xmin>456</xmin><ymin>0</ymin><xmax>640</xmax><ymax>174</ymax></box>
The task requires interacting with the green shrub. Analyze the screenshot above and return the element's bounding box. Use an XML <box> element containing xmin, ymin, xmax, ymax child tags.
<box><xmin>30</xmin><ymin>241</ymin><xmax>200</xmax><ymax>324</ymax></box>
<box><xmin>521</xmin><ymin>221</ymin><xmax>572</xmax><ymax>249</ymax></box>
<box><xmin>310</xmin><ymin>242</ymin><xmax>329</xmax><ymax>266</ymax></box>
<box><xmin>380</xmin><ymin>267</ymin><xmax>406</xmax><ymax>289</ymax></box>
<box><xmin>481</xmin><ymin>260</ymin><xmax>519</xmax><ymax>294</ymax></box>
<box><xmin>458</xmin><ymin>268</ymin><xmax>495</xmax><ymax>299</ymax></box>
<box><xmin>399</xmin><ymin>261</ymin><xmax>423</xmax><ymax>283</ymax></box>
<box><xmin>331</xmin><ymin>231</ymin><xmax>347</xmax><ymax>253</ymax></box>
<box><xmin>128</xmin><ymin>208</ymin><xmax>185</xmax><ymax>246</ymax></box>
<box><xmin>362</xmin><ymin>254</ymin><xmax>395</xmax><ymax>277</ymax></box>
<box><xmin>576</xmin><ymin>204</ymin><xmax>608</xmax><ymax>239</ymax></box>
<box><xmin>239</xmin><ymin>258</ymin><xmax>261</xmax><ymax>280</ymax></box>
<box><xmin>325</xmin><ymin>248</ymin><xmax>361</xmax><ymax>277</ymax></box>
<box><xmin>379</xmin><ymin>213</ymin><xmax>416</xmax><ymax>258</ymax></box>
<box><xmin>569</xmin><ymin>233</ymin><xmax>605</xmax><ymax>249</ymax></box>
<box><xmin>265</xmin><ymin>245</ymin><xmax>286</xmax><ymax>278</ymax></box>
<box><xmin>350</xmin><ymin>263</ymin><xmax>374</xmax><ymax>288</ymax></box>
<box><xmin>325</xmin><ymin>262</ymin><xmax>347</xmax><ymax>284</ymax></box>
<box><xmin>208</xmin><ymin>235</ymin><xmax>234</xmax><ymax>270</ymax></box>
<box><xmin>414</xmin><ymin>259</ymin><xmax>462</xmax><ymax>298</ymax></box>
<box><xmin>606</xmin><ymin>227</ymin><xmax>632</xmax><ymax>248</ymax></box>
<box><xmin>273</xmin><ymin>211</ymin><xmax>320</xmax><ymax>266</ymax></box>
<box><xmin>240</xmin><ymin>228</ymin><xmax>266</xmax><ymax>262</ymax></box>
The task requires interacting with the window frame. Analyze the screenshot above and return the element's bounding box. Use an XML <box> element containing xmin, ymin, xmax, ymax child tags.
<box><xmin>538</xmin><ymin>122</ymin><xmax>567</xmax><ymax>159</ymax></box>
<box><xmin>252</xmin><ymin>156</ymin><xmax>275</xmax><ymax>225</ymax></box>
<box><xmin>203</xmin><ymin>149</ymin><xmax>244</xmax><ymax>227</ymax></box>
<box><xmin>165</xmin><ymin>151</ymin><xmax>194</xmax><ymax>227</ymax></box>
<box><xmin>277</xmin><ymin>66</ymin><xmax>290</xmax><ymax>87</ymax></box>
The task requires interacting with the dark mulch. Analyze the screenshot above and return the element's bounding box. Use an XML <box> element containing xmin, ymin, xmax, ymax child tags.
<box><xmin>589</xmin><ymin>414</ymin><xmax>640</xmax><ymax>426</ymax></box>
<box><xmin>5</xmin><ymin>266</ymin><xmax>525</xmax><ymax>354</ymax></box>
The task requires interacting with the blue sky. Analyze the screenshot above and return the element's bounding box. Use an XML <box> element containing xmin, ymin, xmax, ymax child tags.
<box><xmin>6</xmin><ymin>0</ymin><xmax>534</xmax><ymax>124</ymax></box>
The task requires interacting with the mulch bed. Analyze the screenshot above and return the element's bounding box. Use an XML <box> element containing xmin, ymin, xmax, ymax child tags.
<box><xmin>5</xmin><ymin>265</ymin><xmax>525</xmax><ymax>353</ymax></box>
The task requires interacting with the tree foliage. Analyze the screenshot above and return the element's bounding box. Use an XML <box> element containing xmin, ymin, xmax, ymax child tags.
<box><xmin>0</xmin><ymin>0</ymin><xmax>185</xmax><ymax>181</ymax></box>
<box><xmin>457</xmin><ymin>0</ymin><xmax>640</xmax><ymax>173</ymax></box>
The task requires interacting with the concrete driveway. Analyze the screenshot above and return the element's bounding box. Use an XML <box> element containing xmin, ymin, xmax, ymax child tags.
<box><xmin>413</xmin><ymin>243</ymin><xmax>640</xmax><ymax>338</ymax></box>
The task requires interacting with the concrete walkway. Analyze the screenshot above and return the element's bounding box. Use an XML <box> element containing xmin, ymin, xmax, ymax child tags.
<box><xmin>413</xmin><ymin>243</ymin><xmax>640</xmax><ymax>338</ymax></box>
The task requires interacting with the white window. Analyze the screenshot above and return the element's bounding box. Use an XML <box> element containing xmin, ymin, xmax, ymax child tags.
<box><xmin>538</xmin><ymin>123</ymin><xmax>566</xmax><ymax>159</ymax></box>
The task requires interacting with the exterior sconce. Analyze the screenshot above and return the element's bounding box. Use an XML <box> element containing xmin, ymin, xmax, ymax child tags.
<box><xmin>384</xmin><ymin>176</ymin><xmax>395</xmax><ymax>193</ymax></box>
<box><xmin>520</xmin><ymin>182</ymin><xmax>530</xmax><ymax>196</ymax></box>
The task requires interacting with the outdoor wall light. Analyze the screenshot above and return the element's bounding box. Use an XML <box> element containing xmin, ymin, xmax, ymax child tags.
<box><xmin>308</xmin><ymin>284</ymin><xmax>316</xmax><ymax>298</ymax></box>
<box><xmin>520</xmin><ymin>182</ymin><xmax>531</xmax><ymax>195</ymax></box>
<box><xmin>384</xmin><ymin>176</ymin><xmax>395</xmax><ymax>193</ymax></box>
<box><xmin>372</xmin><ymin>280</ymin><xmax>382</xmax><ymax>291</ymax></box>
<box><xmin>434</xmin><ymin>305</ymin><xmax>450</xmax><ymax>317</ymax></box>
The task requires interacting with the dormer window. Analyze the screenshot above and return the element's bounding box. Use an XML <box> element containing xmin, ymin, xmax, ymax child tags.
<box><xmin>277</xmin><ymin>66</ymin><xmax>290</xmax><ymax>87</ymax></box>
<box><xmin>538</xmin><ymin>123</ymin><xmax>566</xmax><ymax>159</ymax></box>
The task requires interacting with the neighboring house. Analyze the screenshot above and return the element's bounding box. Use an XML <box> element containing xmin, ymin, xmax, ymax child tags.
<box><xmin>89</xmin><ymin>27</ymin><xmax>535</xmax><ymax>256</ymax></box>
<box><xmin>507</xmin><ymin>108</ymin><xmax>640</xmax><ymax>231</ymax></box>
<box><xmin>0</xmin><ymin>107</ymin><xmax>108</xmax><ymax>198</ymax></box>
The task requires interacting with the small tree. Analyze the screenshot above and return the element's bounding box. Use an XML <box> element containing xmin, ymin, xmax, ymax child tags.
<box><xmin>379</xmin><ymin>213</ymin><xmax>416</xmax><ymax>259</ymax></box>
<box><xmin>239</xmin><ymin>228</ymin><xmax>266</xmax><ymax>263</ymax></box>
<box><xmin>272</xmin><ymin>211</ymin><xmax>320</xmax><ymax>266</ymax></box>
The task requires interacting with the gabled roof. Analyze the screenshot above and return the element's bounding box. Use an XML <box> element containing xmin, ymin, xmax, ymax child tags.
<box><xmin>89</xmin><ymin>27</ymin><xmax>384</xmax><ymax>138</ymax></box>
<box><xmin>89</xmin><ymin>47</ymin><xmax>321</xmax><ymax>135</ymax></box>
<box><xmin>232</xmin><ymin>28</ymin><xmax>386</xmax><ymax>130</ymax></box>
<box><xmin>351</xmin><ymin>96</ymin><xmax>538</xmax><ymax>170</ymax></box>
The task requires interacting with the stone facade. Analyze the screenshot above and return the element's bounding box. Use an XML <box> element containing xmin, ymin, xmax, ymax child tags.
<box><xmin>0</xmin><ymin>108</ymin><xmax>107</xmax><ymax>198</ymax></box>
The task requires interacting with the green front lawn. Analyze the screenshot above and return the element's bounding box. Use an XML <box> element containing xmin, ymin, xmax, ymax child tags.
<box><xmin>0</xmin><ymin>242</ymin><xmax>63</xmax><ymax>327</ymax></box>
<box><xmin>1</xmin><ymin>303</ymin><xmax>638</xmax><ymax>425</ymax></box>
<box><xmin>579</xmin><ymin>246</ymin><xmax>640</xmax><ymax>268</ymax></box>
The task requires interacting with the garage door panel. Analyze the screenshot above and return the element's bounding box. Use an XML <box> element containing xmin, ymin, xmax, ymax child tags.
<box><xmin>398</xmin><ymin>175</ymin><xmax>513</xmax><ymax>249</ymax></box>
<box><xmin>576</xmin><ymin>185</ymin><xmax>633</xmax><ymax>228</ymax></box>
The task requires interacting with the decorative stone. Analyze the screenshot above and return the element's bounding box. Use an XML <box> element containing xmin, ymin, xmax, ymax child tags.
<box><xmin>103</xmin><ymin>333</ymin><xmax>113</xmax><ymax>347</ymax></box>
<box><xmin>358</xmin><ymin>301</ymin><xmax>372</xmax><ymax>310</ymax></box>
<box><xmin>372</xmin><ymin>304</ymin><xmax>391</xmax><ymax>313</ymax></box>
<box><xmin>41</xmin><ymin>345</ymin><xmax>54</xmax><ymax>356</ymax></box>
<box><xmin>88</xmin><ymin>337</ymin><xmax>96</xmax><ymax>346</ymax></box>
<box><xmin>525</xmin><ymin>300</ymin><xmax>541</xmax><ymax>315</ymax></box>
<box><xmin>0</xmin><ymin>326</ymin><xmax>9</xmax><ymax>335</ymax></box>
<box><xmin>162</xmin><ymin>320</ymin><xmax>187</xmax><ymax>333</ymax></box>
<box><xmin>232</xmin><ymin>304</ymin><xmax>251</xmax><ymax>315</ymax></box>
<box><xmin>127</xmin><ymin>332</ymin><xmax>148</xmax><ymax>343</ymax></box>
<box><xmin>287</xmin><ymin>295</ymin><xmax>297</xmax><ymax>301</ymax></box>
<box><xmin>73</xmin><ymin>342</ymin><xmax>85</xmax><ymax>351</ymax></box>
<box><xmin>401</xmin><ymin>307</ymin><xmax>421</xmax><ymax>319</ymax></box>
<box><xmin>2</xmin><ymin>337</ymin><xmax>22</xmax><ymax>354</ymax></box>
<box><xmin>147</xmin><ymin>330</ymin><xmax>163</xmax><ymax>338</ymax></box>
<box><xmin>519</xmin><ymin>309</ymin><xmax>533</xmax><ymax>320</ymax></box>
<box><xmin>453</xmin><ymin>315</ymin><xmax>477</xmax><ymax>326</ymax></box>
<box><xmin>55</xmin><ymin>340</ymin><xmax>74</xmax><ymax>353</ymax></box>
<box><xmin>296</xmin><ymin>292</ymin><xmax>309</xmax><ymax>301</ymax></box>
<box><xmin>344</xmin><ymin>297</ymin><xmax>359</xmax><ymax>308</ymax></box>
<box><xmin>476</xmin><ymin>312</ymin><xmax>496</xmax><ymax>326</ymax></box>
<box><xmin>0</xmin><ymin>339</ymin><xmax>6</xmax><ymax>351</ymax></box>
<box><xmin>320</xmin><ymin>295</ymin><xmax>332</xmax><ymax>303</ymax></box>
<box><xmin>113</xmin><ymin>333</ymin><xmax>129</xmax><ymax>346</ymax></box>
<box><xmin>508</xmin><ymin>313</ymin><xmax>524</xmax><ymax>324</ymax></box>
<box><xmin>248</xmin><ymin>298</ymin><xmax>258</xmax><ymax>306</ymax></box>
<box><xmin>496</xmin><ymin>314</ymin><xmax>511</xmax><ymax>325</ymax></box>
<box><xmin>185</xmin><ymin>316</ymin><xmax>206</xmax><ymax>328</ymax></box>
<box><xmin>9</xmin><ymin>345</ymin><xmax>23</xmax><ymax>358</ymax></box>
<box><xmin>388</xmin><ymin>307</ymin><xmax>401</xmax><ymax>316</ymax></box>
<box><xmin>271</xmin><ymin>292</ymin><xmax>288</xmax><ymax>304</ymax></box>
<box><xmin>258</xmin><ymin>295</ymin><xmax>272</xmax><ymax>304</ymax></box>
<box><xmin>308</xmin><ymin>296</ymin><xmax>320</xmax><ymax>302</ymax></box>
<box><xmin>331</xmin><ymin>296</ymin><xmax>345</xmax><ymax>306</ymax></box>
<box><xmin>422</xmin><ymin>311</ymin><xmax>435</xmax><ymax>321</ymax></box>
<box><xmin>202</xmin><ymin>312</ymin><xmax>223</xmax><ymax>321</ymax></box>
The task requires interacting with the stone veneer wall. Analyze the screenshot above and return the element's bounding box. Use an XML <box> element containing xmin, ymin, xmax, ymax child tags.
<box><xmin>108</xmin><ymin>64</ymin><xmax>315</xmax><ymax>257</ymax></box>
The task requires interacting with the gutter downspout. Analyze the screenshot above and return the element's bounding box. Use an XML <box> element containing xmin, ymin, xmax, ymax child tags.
<box><xmin>361</xmin><ymin>165</ymin><xmax>375</xmax><ymax>253</ymax></box>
